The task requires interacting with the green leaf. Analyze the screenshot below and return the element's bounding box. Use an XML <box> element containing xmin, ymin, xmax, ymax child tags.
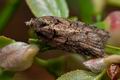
<box><xmin>55</xmin><ymin>0</ymin><xmax>69</xmax><ymax>17</ymax></box>
<box><xmin>29</xmin><ymin>38</ymin><xmax>53</xmax><ymax>52</ymax></box>
<box><xmin>78</xmin><ymin>0</ymin><xmax>94</xmax><ymax>23</ymax></box>
<box><xmin>105</xmin><ymin>45</ymin><xmax>120</xmax><ymax>55</ymax></box>
<box><xmin>35</xmin><ymin>52</ymin><xmax>87</xmax><ymax>77</ymax></box>
<box><xmin>95</xmin><ymin>69</ymin><xmax>107</xmax><ymax>80</ymax></box>
<box><xmin>28</xmin><ymin>28</ymin><xmax>38</xmax><ymax>39</ymax></box>
<box><xmin>68</xmin><ymin>16</ymin><xmax>78</xmax><ymax>21</ymax></box>
<box><xmin>0</xmin><ymin>36</ymin><xmax>15</xmax><ymax>48</ymax></box>
<box><xmin>26</xmin><ymin>0</ymin><xmax>69</xmax><ymax>18</ymax></box>
<box><xmin>0</xmin><ymin>0</ymin><xmax>20</xmax><ymax>33</ymax></box>
<box><xmin>92</xmin><ymin>0</ymin><xmax>106</xmax><ymax>16</ymax></box>
<box><xmin>107</xmin><ymin>0</ymin><xmax>120</xmax><ymax>7</ymax></box>
<box><xmin>57</xmin><ymin>69</ymin><xmax>108</xmax><ymax>80</ymax></box>
<box><xmin>68</xmin><ymin>0</ymin><xmax>93</xmax><ymax>23</ymax></box>
<box><xmin>57</xmin><ymin>70</ymin><xmax>96</xmax><ymax>80</ymax></box>
<box><xmin>0</xmin><ymin>71</ymin><xmax>15</xmax><ymax>80</ymax></box>
<box><xmin>35</xmin><ymin>56</ymin><xmax>65</xmax><ymax>77</ymax></box>
<box><xmin>95</xmin><ymin>21</ymin><xmax>107</xmax><ymax>30</ymax></box>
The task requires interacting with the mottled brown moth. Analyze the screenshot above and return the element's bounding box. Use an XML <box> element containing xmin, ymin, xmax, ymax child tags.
<box><xmin>26</xmin><ymin>16</ymin><xmax>109</xmax><ymax>57</ymax></box>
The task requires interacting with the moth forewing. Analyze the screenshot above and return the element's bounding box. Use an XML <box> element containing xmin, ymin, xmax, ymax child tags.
<box><xmin>27</xmin><ymin>16</ymin><xmax>109</xmax><ymax>57</ymax></box>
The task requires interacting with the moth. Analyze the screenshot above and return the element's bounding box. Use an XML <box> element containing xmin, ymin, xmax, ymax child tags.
<box><xmin>26</xmin><ymin>16</ymin><xmax>109</xmax><ymax>57</ymax></box>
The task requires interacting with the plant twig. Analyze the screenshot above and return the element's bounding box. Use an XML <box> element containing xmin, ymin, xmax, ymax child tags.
<box><xmin>94</xmin><ymin>69</ymin><xmax>106</xmax><ymax>80</ymax></box>
<box><xmin>105</xmin><ymin>45</ymin><xmax>120</xmax><ymax>55</ymax></box>
<box><xmin>35</xmin><ymin>57</ymin><xmax>48</xmax><ymax>67</ymax></box>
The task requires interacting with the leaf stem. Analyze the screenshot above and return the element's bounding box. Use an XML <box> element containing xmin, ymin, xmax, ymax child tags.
<box><xmin>94</xmin><ymin>69</ymin><xmax>106</xmax><ymax>80</ymax></box>
<box><xmin>96</xmin><ymin>14</ymin><xmax>102</xmax><ymax>22</ymax></box>
<box><xmin>35</xmin><ymin>56</ymin><xmax>65</xmax><ymax>76</ymax></box>
<box><xmin>105</xmin><ymin>45</ymin><xmax>120</xmax><ymax>55</ymax></box>
<box><xmin>35</xmin><ymin>57</ymin><xmax>48</xmax><ymax>67</ymax></box>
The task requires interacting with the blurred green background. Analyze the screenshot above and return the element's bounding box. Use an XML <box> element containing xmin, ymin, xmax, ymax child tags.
<box><xmin>1</xmin><ymin>0</ymin><xmax>120</xmax><ymax>42</ymax></box>
<box><xmin>0</xmin><ymin>0</ymin><xmax>120</xmax><ymax>80</ymax></box>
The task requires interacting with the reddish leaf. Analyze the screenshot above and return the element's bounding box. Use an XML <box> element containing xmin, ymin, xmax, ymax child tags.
<box><xmin>104</xmin><ymin>11</ymin><xmax>120</xmax><ymax>47</ymax></box>
<box><xmin>107</xmin><ymin>64</ymin><xmax>120</xmax><ymax>80</ymax></box>
<box><xmin>104</xmin><ymin>11</ymin><xmax>120</xmax><ymax>31</ymax></box>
